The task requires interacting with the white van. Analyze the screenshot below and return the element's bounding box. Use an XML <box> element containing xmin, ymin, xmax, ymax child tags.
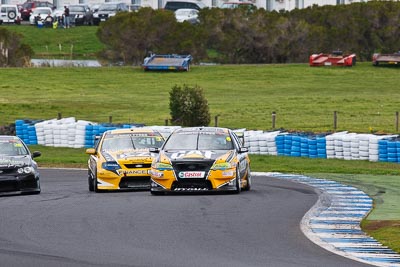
<box><xmin>0</xmin><ymin>4</ymin><xmax>21</xmax><ymax>24</ymax></box>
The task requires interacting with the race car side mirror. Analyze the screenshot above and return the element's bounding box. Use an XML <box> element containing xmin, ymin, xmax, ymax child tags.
<box><xmin>32</xmin><ymin>151</ymin><xmax>41</xmax><ymax>158</ymax></box>
<box><xmin>85</xmin><ymin>148</ymin><xmax>96</xmax><ymax>155</ymax></box>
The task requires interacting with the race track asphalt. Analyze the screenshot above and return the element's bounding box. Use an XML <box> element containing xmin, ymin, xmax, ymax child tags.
<box><xmin>0</xmin><ymin>169</ymin><xmax>371</xmax><ymax>267</ymax></box>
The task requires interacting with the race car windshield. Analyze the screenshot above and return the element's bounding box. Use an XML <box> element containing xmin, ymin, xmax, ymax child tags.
<box><xmin>101</xmin><ymin>134</ymin><xmax>164</xmax><ymax>151</ymax></box>
<box><xmin>0</xmin><ymin>141</ymin><xmax>29</xmax><ymax>156</ymax></box>
<box><xmin>164</xmin><ymin>133</ymin><xmax>233</xmax><ymax>150</ymax></box>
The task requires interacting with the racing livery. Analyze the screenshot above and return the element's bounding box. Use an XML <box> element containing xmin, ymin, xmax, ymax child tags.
<box><xmin>0</xmin><ymin>136</ymin><xmax>41</xmax><ymax>195</ymax></box>
<box><xmin>85</xmin><ymin>128</ymin><xmax>165</xmax><ymax>192</ymax></box>
<box><xmin>150</xmin><ymin>127</ymin><xmax>251</xmax><ymax>195</ymax></box>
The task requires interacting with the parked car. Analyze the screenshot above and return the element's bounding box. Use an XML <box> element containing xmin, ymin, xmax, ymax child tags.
<box><xmin>174</xmin><ymin>8</ymin><xmax>199</xmax><ymax>24</ymax></box>
<box><xmin>164</xmin><ymin>0</ymin><xmax>206</xmax><ymax>11</ymax></box>
<box><xmin>92</xmin><ymin>2</ymin><xmax>128</xmax><ymax>25</ymax></box>
<box><xmin>128</xmin><ymin>4</ymin><xmax>141</xmax><ymax>12</ymax></box>
<box><xmin>0</xmin><ymin>4</ymin><xmax>21</xmax><ymax>24</ymax></box>
<box><xmin>85</xmin><ymin>128</ymin><xmax>165</xmax><ymax>192</ymax></box>
<box><xmin>20</xmin><ymin>1</ymin><xmax>55</xmax><ymax>20</ymax></box>
<box><xmin>69</xmin><ymin>4</ymin><xmax>93</xmax><ymax>26</ymax></box>
<box><xmin>220</xmin><ymin>1</ymin><xmax>256</xmax><ymax>10</ymax></box>
<box><xmin>150</xmin><ymin>127</ymin><xmax>251</xmax><ymax>195</ymax></box>
<box><xmin>89</xmin><ymin>3</ymin><xmax>101</xmax><ymax>13</ymax></box>
<box><xmin>0</xmin><ymin>136</ymin><xmax>41</xmax><ymax>195</ymax></box>
<box><xmin>29</xmin><ymin>7</ymin><xmax>53</xmax><ymax>25</ymax></box>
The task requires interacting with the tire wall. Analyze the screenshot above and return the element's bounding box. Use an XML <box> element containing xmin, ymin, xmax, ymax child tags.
<box><xmin>15</xmin><ymin>119</ymin><xmax>400</xmax><ymax>163</ymax></box>
<box><xmin>15</xmin><ymin>118</ymin><xmax>180</xmax><ymax>148</ymax></box>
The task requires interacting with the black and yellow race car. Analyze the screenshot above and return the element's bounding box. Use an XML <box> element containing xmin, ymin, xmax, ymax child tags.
<box><xmin>150</xmin><ymin>127</ymin><xmax>251</xmax><ymax>195</ymax></box>
<box><xmin>85</xmin><ymin>128</ymin><xmax>165</xmax><ymax>192</ymax></box>
<box><xmin>0</xmin><ymin>136</ymin><xmax>41</xmax><ymax>195</ymax></box>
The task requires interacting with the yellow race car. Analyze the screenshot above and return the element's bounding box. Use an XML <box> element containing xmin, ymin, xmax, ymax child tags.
<box><xmin>150</xmin><ymin>127</ymin><xmax>251</xmax><ymax>195</ymax></box>
<box><xmin>86</xmin><ymin>128</ymin><xmax>165</xmax><ymax>192</ymax></box>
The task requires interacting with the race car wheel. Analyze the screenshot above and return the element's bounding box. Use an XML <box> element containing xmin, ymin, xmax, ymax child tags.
<box><xmin>93</xmin><ymin>175</ymin><xmax>100</xmax><ymax>193</ymax></box>
<box><xmin>8</xmin><ymin>11</ymin><xmax>17</xmax><ymax>20</ymax></box>
<box><xmin>88</xmin><ymin>171</ymin><xmax>94</xmax><ymax>192</ymax></box>
<box><xmin>89</xmin><ymin>170</ymin><xmax>101</xmax><ymax>193</ymax></box>
<box><xmin>242</xmin><ymin>170</ymin><xmax>251</xmax><ymax>191</ymax></box>
<box><xmin>234</xmin><ymin>169</ymin><xmax>241</xmax><ymax>194</ymax></box>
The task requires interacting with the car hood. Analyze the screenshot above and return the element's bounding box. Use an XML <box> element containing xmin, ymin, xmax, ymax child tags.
<box><xmin>0</xmin><ymin>155</ymin><xmax>31</xmax><ymax>168</ymax></box>
<box><xmin>162</xmin><ymin>150</ymin><xmax>234</xmax><ymax>162</ymax></box>
<box><xmin>102</xmin><ymin>149</ymin><xmax>153</xmax><ymax>162</ymax></box>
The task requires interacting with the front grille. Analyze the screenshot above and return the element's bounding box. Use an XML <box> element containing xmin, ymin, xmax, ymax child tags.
<box><xmin>172</xmin><ymin>160</ymin><xmax>213</xmax><ymax>179</ymax></box>
<box><xmin>0</xmin><ymin>180</ymin><xmax>17</xmax><ymax>192</ymax></box>
<box><xmin>171</xmin><ymin>179</ymin><xmax>212</xmax><ymax>190</ymax></box>
<box><xmin>0</xmin><ymin>175</ymin><xmax>38</xmax><ymax>192</ymax></box>
<box><xmin>119</xmin><ymin>176</ymin><xmax>150</xmax><ymax>189</ymax></box>
<box><xmin>0</xmin><ymin>168</ymin><xmax>17</xmax><ymax>175</ymax></box>
<box><xmin>124</xmin><ymin>163</ymin><xmax>151</xmax><ymax>169</ymax></box>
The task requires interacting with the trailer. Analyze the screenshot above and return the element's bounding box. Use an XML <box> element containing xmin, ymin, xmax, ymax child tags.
<box><xmin>309</xmin><ymin>51</ymin><xmax>356</xmax><ymax>67</ymax></box>
<box><xmin>372</xmin><ymin>52</ymin><xmax>400</xmax><ymax>66</ymax></box>
<box><xmin>142</xmin><ymin>54</ymin><xmax>192</xmax><ymax>71</ymax></box>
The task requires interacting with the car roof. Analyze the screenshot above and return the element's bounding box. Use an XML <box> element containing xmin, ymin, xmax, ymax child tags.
<box><xmin>105</xmin><ymin>128</ymin><xmax>163</xmax><ymax>135</ymax></box>
<box><xmin>172</xmin><ymin>127</ymin><xmax>231</xmax><ymax>134</ymax></box>
<box><xmin>0</xmin><ymin>135</ymin><xmax>22</xmax><ymax>141</ymax></box>
<box><xmin>165</xmin><ymin>1</ymin><xmax>206</xmax><ymax>7</ymax></box>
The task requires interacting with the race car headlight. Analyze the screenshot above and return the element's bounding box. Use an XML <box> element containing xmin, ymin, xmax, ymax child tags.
<box><xmin>211</xmin><ymin>162</ymin><xmax>232</xmax><ymax>170</ymax></box>
<box><xmin>153</xmin><ymin>162</ymin><xmax>173</xmax><ymax>170</ymax></box>
<box><xmin>17</xmin><ymin>166</ymin><xmax>34</xmax><ymax>174</ymax></box>
<box><xmin>102</xmin><ymin>161</ymin><xmax>121</xmax><ymax>171</ymax></box>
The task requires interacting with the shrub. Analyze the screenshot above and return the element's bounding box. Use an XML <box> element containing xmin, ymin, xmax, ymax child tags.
<box><xmin>169</xmin><ymin>84</ymin><xmax>210</xmax><ymax>127</ymax></box>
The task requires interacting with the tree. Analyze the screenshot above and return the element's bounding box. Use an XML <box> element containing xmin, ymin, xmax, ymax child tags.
<box><xmin>169</xmin><ymin>84</ymin><xmax>210</xmax><ymax>127</ymax></box>
<box><xmin>0</xmin><ymin>28</ymin><xmax>33</xmax><ymax>67</ymax></box>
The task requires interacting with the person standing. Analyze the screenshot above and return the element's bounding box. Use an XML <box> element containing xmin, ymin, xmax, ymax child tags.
<box><xmin>64</xmin><ymin>6</ymin><xmax>70</xmax><ymax>28</ymax></box>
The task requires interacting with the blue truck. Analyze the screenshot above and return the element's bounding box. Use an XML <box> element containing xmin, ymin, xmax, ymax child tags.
<box><xmin>142</xmin><ymin>54</ymin><xmax>192</xmax><ymax>71</ymax></box>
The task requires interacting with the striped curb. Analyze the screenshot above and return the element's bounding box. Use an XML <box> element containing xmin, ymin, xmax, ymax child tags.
<box><xmin>254</xmin><ymin>172</ymin><xmax>400</xmax><ymax>267</ymax></box>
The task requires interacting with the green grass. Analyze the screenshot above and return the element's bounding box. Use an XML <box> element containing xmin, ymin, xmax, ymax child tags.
<box><xmin>4</xmin><ymin>25</ymin><xmax>103</xmax><ymax>58</ymax></box>
<box><xmin>1</xmin><ymin>63</ymin><xmax>400</xmax><ymax>133</ymax></box>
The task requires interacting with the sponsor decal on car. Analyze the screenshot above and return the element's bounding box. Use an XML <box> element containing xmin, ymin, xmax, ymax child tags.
<box><xmin>178</xmin><ymin>171</ymin><xmax>205</xmax><ymax>178</ymax></box>
<box><xmin>174</xmin><ymin>188</ymin><xmax>208</xmax><ymax>191</ymax></box>
<box><xmin>117</xmin><ymin>169</ymin><xmax>150</xmax><ymax>175</ymax></box>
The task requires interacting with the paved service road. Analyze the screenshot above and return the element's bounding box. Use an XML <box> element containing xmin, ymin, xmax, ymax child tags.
<box><xmin>0</xmin><ymin>169</ymin><xmax>371</xmax><ymax>267</ymax></box>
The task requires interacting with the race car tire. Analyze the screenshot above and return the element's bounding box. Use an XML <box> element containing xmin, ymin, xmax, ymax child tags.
<box><xmin>8</xmin><ymin>11</ymin><xmax>17</xmax><ymax>20</ymax></box>
<box><xmin>22</xmin><ymin>179</ymin><xmax>41</xmax><ymax>195</ymax></box>
<box><xmin>91</xmin><ymin>170</ymin><xmax>101</xmax><ymax>193</ymax></box>
<box><xmin>242</xmin><ymin>170</ymin><xmax>251</xmax><ymax>191</ymax></box>
<box><xmin>234</xmin><ymin>169</ymin><xmax>241</xmax><ymax>194</ymax></box>
<box><xmin>88</xmin><ymin>170</ymin><xmax>94</xmax><ymax>192</ymax></box>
